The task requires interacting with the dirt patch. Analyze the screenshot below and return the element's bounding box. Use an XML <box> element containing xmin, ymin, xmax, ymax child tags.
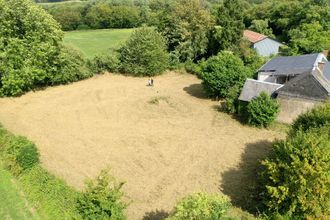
<box><xmin>0</xmin><ymin>72</ymin><xmax>283</xmax><ymax>219</ymax></box>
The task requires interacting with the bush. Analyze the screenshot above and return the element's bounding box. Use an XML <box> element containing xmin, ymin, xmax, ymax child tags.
<box><xmin>258</xmin><ymin>126</ymin><xmax>330</xmax><ymax>218</ymax></box>
<box><xmin>291</xmin><ymin>102</ymin><xmax>330</xmax><ymax>134</ymax></box>
<box><xmin>4</xmin><ymin>136</ymin><xmax>39</xmax><ymax>175</ymax></box>
<box><xmin>167</xmin><ymin>192</ymin><xmax>231</xmax><ymax>220</ymax></box>
<box><xmin>199</xmin><ymin>51</ymin><xmax>252</xmax><ymax>98</ymax></box>
<box><xmin>246</xmin><ymin>92</ymin><xmax>280</xmax><ymax>127</ymax></box>
<box><xmin>224</xmin><ymin>85</ymin><xmax>241</xmax><ymax>113</ymax></box>
<box><xmin>118</xmin><ymin>27</ymin><xmax>169</xmax><ymax>76</ymax></box>
<box><xmin>51</xmin><ymin>46</ymin><xmax>93</xmax><ymax>85</ymax></box>
<box><xmin>76</xmin><ymin>169</ymin><xmax>127</xmax><ymax>220</ymax></box>
<box><xmin>89</xmin><ymin>53</ymin><xmax>120</xmax><ymax>74</ymax></box>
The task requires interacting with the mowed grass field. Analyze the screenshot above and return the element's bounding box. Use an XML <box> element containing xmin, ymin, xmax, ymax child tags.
<box><xmin>63</xmin><ymin>29</ymin><xmax>134</xmax><ymax>58</ymax></box>
<box><xmin>0</xmin><ymin>168</ymin><xmax>37</xmax><ymax>219</ymax></box>
<box><xmin>0</xmin><ymin>72</ymin><xmax>284</xmax><ymax>219</ymax></box>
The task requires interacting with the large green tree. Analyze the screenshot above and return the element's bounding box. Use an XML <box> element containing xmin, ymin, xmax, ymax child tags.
<box><xmin>0</xmin><ymin>0</ymin><xmax>91</xmax><ymax>96</ymax></box>
<box><xmin>154</xmin><ymin>0</ymin><xmax>213</xmax><ymax>62</ymax></box>
<box><xmin>199</xmin><ymin>51</ymin><xmax>252</xmax><ymax>98</ymax></box>
<box><xmin>212</xmin><ymin>0</ymin><xmax>245</xmax><ymax>52</ymax></box>
<box><xmin>118</xmin><ymin>27</ymin><xmax>169</xmax><ymax>76</ymax></box>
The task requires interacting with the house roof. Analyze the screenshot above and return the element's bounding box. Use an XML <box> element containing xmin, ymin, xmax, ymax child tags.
<box><xmin>313</xmin><ymin>69</ymin><xmax>330</xmax><ymax>94</ymax></box>
<box><xmin>243</xmin><ymin>30</ymin><xmax>267</xmax><ymax>43</ymax></box>
<box><xmin>258</xmin><ymin>53</ymin><xmax>320</xmax><ymax>76</ymax></box>
<box><xmin>238</xmin><ymin>79</ymin><xmax>283</xmax><ymax>102</ymax></box>
<box><xmin>324</xmin><ymin>62</ymin><xmax>330</xmax><ymax>80</ymax></box>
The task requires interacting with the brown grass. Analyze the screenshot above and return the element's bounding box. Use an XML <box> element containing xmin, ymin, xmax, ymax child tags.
<box><xmin>0</xmin><ymin>72</ymin><xmax>284</xmax><ymax>219</ymax></box>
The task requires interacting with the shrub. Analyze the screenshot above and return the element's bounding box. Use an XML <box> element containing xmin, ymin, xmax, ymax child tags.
<box><xmin>224</xmin><ymin>85</ymin><xmax>241</xmax><ymax>114</ymax></box>
<box><xmin>76</xmin><ymin>169</ymin><xmax>127</xmax><ymax>220</ymax></box>
<box><xmin>167</xmin><ymin>192</ymin><xmax>231</xmax><ymax>220</ymax></box>
<box><xmin>89</xmin><ymin>53</ymin><xmax>120</xmax><ymax>74</ymax></box>
<box><xmin>4</xmin><ymin>136</ymin><xmax>39</xmax><ymax>175</ymax></box>
<box><xmin>291</xmin><ymin>102</ymin><xmax>330</xmax><ymax>134</ymax></box>
<box><xmin>118</xmin><ymin>27</ymin><xmax>169</xmax><ymax>76</ymax></box>
<box><xmin>246</xmin><ymin>92</ymin><xmax>280</xmax><ymax>127</ymax></box>
<box><xmin>199</xmin><ymin>51</ymin><xmax>252</xmax><ymax>98</ymax></box>
<box><xmin>258</xmin><ymin>126</ymin><xmax>330</xmax><ymax>218</ymax></box>
<box><xmin>51</xmin><ymin>46</ymin><xmax>93</xmax><ymax>85</ymax></box>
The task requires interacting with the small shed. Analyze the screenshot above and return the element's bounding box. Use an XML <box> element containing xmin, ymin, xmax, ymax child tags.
<box><xmin>243</xmin><ymin>30</ymin><xmax>284</xmax><ymax>57</ymax></box>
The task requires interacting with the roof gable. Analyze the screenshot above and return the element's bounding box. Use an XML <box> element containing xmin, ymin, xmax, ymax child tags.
<box><xmin>277</xmin><ymin>71</ymin><xmax>329</xmax><ymax>100</ymax></box>
<box><xmin>243</xmin><ymin>30</ymin><xmax>267</xmax><ymax>43</ymax></box>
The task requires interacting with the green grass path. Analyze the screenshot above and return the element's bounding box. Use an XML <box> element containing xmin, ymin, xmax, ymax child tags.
<box><xmin>63</xmin><ymin>28</ymin><xmax>134</xmax><ymax>59</ymax></box>
<box><xmin>0</xmin><ymin>168</ymin><xmax>37</xmax><ymax>220</ymax></box>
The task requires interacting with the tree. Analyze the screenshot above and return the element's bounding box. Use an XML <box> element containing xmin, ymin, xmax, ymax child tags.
<box><xmin>249</xmin><ymin>19</ymin><xmax>275</xmax><ymax>38</ymax></box>
<box><xmin>0</xmin><ymin>0</ymin><xmax>91</xmax><ymax>96</ymax></box>
<box><xmin>155</xmin><ymin>0</ymin><xmax>213</xmax><ymax>62</ymax></box>
<box><xmin>76</xmin><ymin>169</ymin><xmax>127</xmax><ymax>220</ymax></box>
<box><xmin>119</xmin><ymin>27</ymin><xmax>169</xmax><ymax>76</ymax></box>
<box><xmin>259</xmin><ymin>126</ymin><xmax>330</xmax><ymax>218</ymax></box>
<box><xmin>212</xmin><ymin>0</ymin><xmax>245</xmax><ymax>52</ymax></box>
<box><xmin>199</xmin><ymin>51</ymin><xmax>252</xmax><ymax>98</ymax></box>
<box><xmin>288</xmin><ymin>22</ymin><xmax>330</xmax><ymax>55</ymax></box>
<box><xmin>246</xmin><ymin>92</ymin><xmax>280</xmax><ymax>127</ymax></box>
<box><xmin>167</xmin><ymin>192</ymin><xmax>231</xmax><ymax>220</ymax></box>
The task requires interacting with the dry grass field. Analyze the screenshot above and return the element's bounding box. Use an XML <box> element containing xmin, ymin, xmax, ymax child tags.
<box><xmin>0</xmin><ymin>72</ymin><xmax>283</xmax><ymax>219</ymax></box>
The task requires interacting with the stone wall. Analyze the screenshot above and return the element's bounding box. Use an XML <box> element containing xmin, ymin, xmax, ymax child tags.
<box><xmin>276</xmin><ymin>95</ymin><xmax>323</xmax><ymax>123</ymax></box>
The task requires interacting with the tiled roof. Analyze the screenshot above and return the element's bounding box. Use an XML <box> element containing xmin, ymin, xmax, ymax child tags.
<box><xmin>243</xmin><ymin>30</ymin><xmax>267</xmax><ymax>43</ymax></box>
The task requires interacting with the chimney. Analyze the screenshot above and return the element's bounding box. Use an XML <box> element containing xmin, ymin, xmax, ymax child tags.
<box><xmin>322</xmin><ymin>49</ymin><xmax>329</xmax><ymax>58</ymax></box>
<box><xmin>318</xmin><ymin>62</ymin><xmax>325</xmax><ymax>73</ymax></box>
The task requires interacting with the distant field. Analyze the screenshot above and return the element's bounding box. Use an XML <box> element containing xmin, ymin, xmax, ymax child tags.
<box><xmin>63</xmin><ymin>29</ymin><xmax>134</xmax><ymax>59</ymax></box>
<box><xmin>0</xmin><ymin>168</ymin><xmax>37</xmax><ymax>219</ymax></box>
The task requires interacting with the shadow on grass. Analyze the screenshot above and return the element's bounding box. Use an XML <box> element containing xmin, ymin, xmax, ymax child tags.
<box><xmin>142</xmin><ymin>209</ymin><xmax>170</xmax><ymax>220</ymax></box>
<box><xmin>220</xmin><ymin>140</ymin><xmax>273</xmax><ymax>214</ymax></box>
<box><xmin>183</xmin><ymin>83</ymin><xmax>208</xmax><ymax>99</ymax></box>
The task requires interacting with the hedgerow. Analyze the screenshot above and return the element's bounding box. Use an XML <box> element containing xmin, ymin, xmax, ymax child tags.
<box><xmin>0</xmin><ymin>124</ymin><xmax>127</xmax><ymax>219</ymax></box>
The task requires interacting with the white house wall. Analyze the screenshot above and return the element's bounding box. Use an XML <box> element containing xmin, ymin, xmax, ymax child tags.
<box><xmin>258</xmin><ymin>72</ymin><xmax>277</xmax><ymax>83</ymax></box>
<box><xmin>253</xmin><ymin>38</ymin><xmax>283</xmax><ymax>57</ymax></box>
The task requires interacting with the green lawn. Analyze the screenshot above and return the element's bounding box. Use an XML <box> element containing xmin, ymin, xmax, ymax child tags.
<box><xmin>0</xmin><ymin>168</ymin><xmax>37</xmax><ymax>220</ymax></box>
<box><xmin>63</xmin><ymin>28</ymin><xmax>134</xmax><ymax>59</ymax></box>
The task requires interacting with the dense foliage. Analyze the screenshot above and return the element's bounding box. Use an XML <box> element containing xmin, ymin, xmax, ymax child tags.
<box><xmin>259</xmin><ymin>125</ymin><xmax>330</xmax><ymax>218</ymax></box>
<box><xmin>119</xmin><ymin>27</ymin><xmax>169</xmax><ymax>76</ymax></box>
<box><xmin>153</xmin><ymin>0</ymin><xmax>213</xmax><ymax>62</ymax></box>
<box><xmin>0</xmin><ymin>0</ymin><xmax>91</xmax><ymax>96</ymax></box>
<box><xmin>167</xmin><ymin>192</ymin><xmax>231</xmax><ymax>220</ymax></box>
<box><xmin>291</xmin><ymin>101</ymin><xmax>330</xmax><ymax>134</ymax></box>
<box><xmin>76</xmin><ymin>169</ymin><xmax>126</xmax><ymax>220</ymax></box>
<box><xmin>2</xmin><ymin>136</ymin><xmax>39</xmax><ymax>175</ymax></box>
<box><xmin>245</xmin><ymin>0</ymin><xmax>330</xmax><ymax>56</ymax></box>
<box><xmin>246</xmin><ymin>92</ymin><xmax>280</xmax><ymax>127</ymax></box>
<box><xmin>199</xmin><ymin>51</ymin><xmax>252</xmax><ymax>98</ymax></box>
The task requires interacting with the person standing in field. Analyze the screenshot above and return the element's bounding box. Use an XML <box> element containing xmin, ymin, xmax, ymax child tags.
<box><xmin>151</xmin><ymin>78</ymin><xmax>154</xmax><ymax>86</ymax></box>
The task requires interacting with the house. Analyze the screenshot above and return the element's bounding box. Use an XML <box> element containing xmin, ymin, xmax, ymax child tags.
<box><xmin>238</xmin><ymin>52</ymin><xmax>330</xmax><ymax>123</ymax></box>
<box><xmin>243</xmin><ymin>30</ymin><xmax>284</xmax><ymax>57</ymax></box>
